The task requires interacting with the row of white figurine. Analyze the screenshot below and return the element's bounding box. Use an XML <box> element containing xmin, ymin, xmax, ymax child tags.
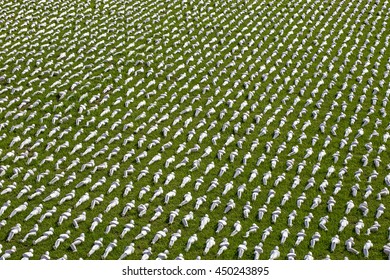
<box><xmin>1</xmin><ymin>233</ymin><xmax>390</xmax><ymax>259</ymax></box>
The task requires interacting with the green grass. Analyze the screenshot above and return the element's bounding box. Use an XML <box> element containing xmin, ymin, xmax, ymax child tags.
<box><xmin>0</xmin><ymin>0</ymin><xmax>389</xmax><ymax>260</ymax></box>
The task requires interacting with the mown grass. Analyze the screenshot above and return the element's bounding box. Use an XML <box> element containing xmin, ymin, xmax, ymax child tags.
<box><xmin>0</xmin><ymin>0</ymin><xmax>389</xmax><ymax>260</ymax></box>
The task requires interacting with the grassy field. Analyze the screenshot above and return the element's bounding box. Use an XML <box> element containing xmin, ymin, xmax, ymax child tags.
<box><xmin>0</xmin><ymin>0</ymin><xmax>389</xmax><ymax>260</ymax></box>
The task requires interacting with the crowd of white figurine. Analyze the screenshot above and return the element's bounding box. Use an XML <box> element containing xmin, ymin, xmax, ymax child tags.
<box><xmin>0</xmin><ymin>0</ymin><xmax>390</xmax><ymax>260</ymax></box>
